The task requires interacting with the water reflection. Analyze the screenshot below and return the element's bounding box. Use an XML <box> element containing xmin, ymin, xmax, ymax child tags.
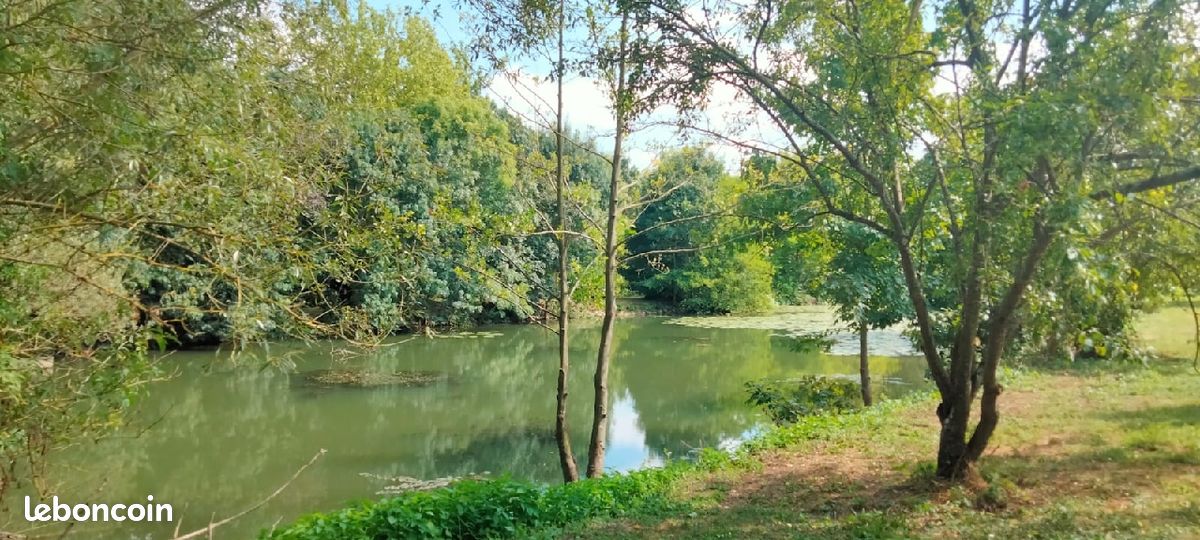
<box><xmin>2</xmin><ymin>316</ymin><xmax>927</xmax><ymax>539</ymax></box>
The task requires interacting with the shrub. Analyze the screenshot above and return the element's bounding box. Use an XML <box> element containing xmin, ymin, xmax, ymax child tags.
<box><xmin>266</xmin><ymin>391</ymin><xmax>938</xmax><ymax>539</ymax></box>
<box><xmin>263</xmin><ymin>466</ymin><xmax>689</xmax><ymax>540</ymax></box>
<box><xmin>676</xmin><ymin>246</ymin><xmax>776</xmax><ymax>315</ymax></box>
<box><xmin>745</xmin><ymin>376</ymin><xmax>862</xmax><ymax>425</ymax></box>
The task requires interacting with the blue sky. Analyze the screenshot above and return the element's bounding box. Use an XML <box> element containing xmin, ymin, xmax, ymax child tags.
<box><xmin>364</xmin><ymin>0</ymin><xmax>773</xmax><ymax>171</ymax></box>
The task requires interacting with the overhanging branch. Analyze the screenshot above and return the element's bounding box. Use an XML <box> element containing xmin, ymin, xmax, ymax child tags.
<box><xmin>1091</xmin><ymin>166</ymin><xmax>1200</xmax><ymax>199</ymax></box>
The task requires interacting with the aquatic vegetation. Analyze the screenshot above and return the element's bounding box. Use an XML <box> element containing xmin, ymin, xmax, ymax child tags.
<box><xmin>360</xmin><ymin>472</ymin><xmax>472</xmax><ymax>495</ymax></box>
<box><xmin>665</xmin><ymin>306</ymin><xmax>840</xmax><ymax>331</ymax></box>
<box><xmin>431</xmin><ymin>331</ymin><xmax>504</xmax><ymax>339</ymax></box>
<box><xmin>299</xmin><ymin>369</ymin><xmax>447</xmax><ymax>388</ymax></box>
<box><xmin>667</xmin><ymin>307</ymin><xmax>918</xmax><ymax>357</ymax></box>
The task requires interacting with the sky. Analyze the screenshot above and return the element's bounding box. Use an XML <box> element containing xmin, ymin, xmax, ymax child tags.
<box><xmin>363</xmin><ymin>0</ymin><xmax>1033</xmax><ymax>172</ymax></box>
<box><xmin>367</xmin><ymin>0</ymin><xmax>780</xmax><ymax>172</ymax></box>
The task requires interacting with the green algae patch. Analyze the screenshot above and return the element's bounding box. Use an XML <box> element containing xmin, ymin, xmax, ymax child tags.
<box><xmin>431</xmin><ymin>330</ymin><xmax>503</xmax><ymax>339</ymax></box>
<box><xmin>300</xmin><ymin>369</ymin><xmax>447</xmax><ymax>388</ymax></box>
<box><xmin>665</xmin><ymin>306</ymin><xmax>839</xmax><ymax>332</ymax></box>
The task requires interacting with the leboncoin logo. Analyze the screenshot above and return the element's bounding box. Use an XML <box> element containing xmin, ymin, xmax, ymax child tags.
<box><xmin>24</xmin><ymin>495</ymin><xmax>173</xmax><ymax>523</ymax></box>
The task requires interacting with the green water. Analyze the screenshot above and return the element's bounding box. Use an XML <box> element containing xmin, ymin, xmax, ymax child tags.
<box><xmin>4</xmin><ymin>312</ymin><xmax>927</xmax><ymax>539</ymax></box>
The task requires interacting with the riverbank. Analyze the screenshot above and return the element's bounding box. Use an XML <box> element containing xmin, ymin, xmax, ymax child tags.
<box><xmin>568</xmin><ymin>360</ymin><xmax>1200</xmax><ymax>539</ymax></box>
<box><xmin>262</xmin><ymin>356</ymin><xmax>1199</xmax><ymax>539</ymax></box>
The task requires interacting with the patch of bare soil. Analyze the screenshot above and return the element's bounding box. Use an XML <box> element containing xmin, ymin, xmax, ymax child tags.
<box><xmin>722</xmin><ymin>444</ymin><xmax>940</xmax><ymax>516</ymax></box>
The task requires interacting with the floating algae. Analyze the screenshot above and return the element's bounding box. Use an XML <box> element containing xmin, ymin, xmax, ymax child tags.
<box><xmin>430</xmin><ymin>330</ymin><xmax>503</xmax><ymax>339</ymax></box>
<box><xmin>300</xmin><ymin>369</ymin><xmax>448</xmax><ymax>388</ymax></box>
<box><xmin>360</xmin><ymin>472</ymin><xmax>488</xmax><ymax>495</ymax></box>
<box><xmin>665</xmin><ymin>306</ymin><xmax>840</xmax><ymax>332</ymax></box>
<box><xmin>666</xmin><ymin>306</ymin><xmax>918</xmax><ymax>357</ymax></box>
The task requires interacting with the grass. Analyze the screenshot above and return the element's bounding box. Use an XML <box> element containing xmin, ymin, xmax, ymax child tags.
<box><xmin>564</xmin><ymin>360</ymin><xmax>1200</xmax><ymax>539</ymax></box>
<box><xmin>1136</xmin><ymin>305</ymin><xmax>1199</xmax><ymax>361</ymax></box>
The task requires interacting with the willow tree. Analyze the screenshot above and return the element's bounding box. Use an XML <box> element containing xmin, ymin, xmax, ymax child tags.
<box><xmin>640</xmin><ymin>0</ymin><xmax>1200</xmax><ymax>478</ymax></box>
<box><xmin>0</xmin><ymin>0</ymin><xmax>336</xmax><ymax>496</ymax></box>
<box><xmin>1</xmin><ymin>0</ymin><xmax>531</xmax><ymax>498</ymax></box>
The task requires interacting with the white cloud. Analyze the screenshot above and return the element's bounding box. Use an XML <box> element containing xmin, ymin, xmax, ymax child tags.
<box><xmin>486</xmin><ymin>67</ymin><xmax>788</xmax><ymax>173</ymax></box>
<box><xmin>486</xmin><ymin>69</ymin><xmax>615</xmax><ymax>138</ymax></box>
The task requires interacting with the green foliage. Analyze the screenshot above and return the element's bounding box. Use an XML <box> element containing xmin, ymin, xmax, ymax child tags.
<box><xmin>1</xmin><ymin>0</ymin><xmax>310</xmax><ymax>494</ymax></box>
<box><xmin>263</xmin><ymin>467</ymin><xmax>690</xmax><ymax>540</ymax></box>
<box><xmin>738</xmin><ymin>388</ymin><xmax>935</xmax><ymax>453</ymax></box>
<box><xmin>317</xmin><ymin>97</ymin><xmax>526</xmax><ymax>330</ymax></box>
<box><xmin>1014</xmin><ymin>212</ymin><xmax>1190</xmax><ymax>365</ymax></box>
<box><xmin>623</xmin><ymin>148</ymin><xmax>724</xmax><ymax>301</ymax></box>
<box><xmin>0</xmin><ymin>0</ymin><xmax>616</xmax><ymax>498</ymax></box>
<box><xmin>778</xmin><ymin>330</ymin><xmax>837</xmax><ymax>354</ymax></box>
<box><xmin>676</xmin><ymin>245</ymin><xmax>776</xmax><ymax>315</ymax></box>
<box><xmin>744</xmin><ymin>376</ymin><xmax>862</xmax><ymax>425</ymax></box>
<box><xmin>818</xmin><ymin>223</ymin><xmax>912</xmax><ymax>329</ymax></box>
<box><xmin>623</xmin><ymin>148</ymin><xmax>775</xmax><ymax>314</ymax></box>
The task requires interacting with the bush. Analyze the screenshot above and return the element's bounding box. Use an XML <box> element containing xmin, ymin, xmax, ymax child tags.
<box><xmin>266</xmin><ymin>391</ymin><xmax>937</xmax><ymax>539</ymax></box>
<box><xmin>745</xmin><ymin>376</ymin><xmax>862</xmax><ymax>425</ymax></box>
<box><xmin>263</xmin><ymin>466</ymin><xmax>689</xmax><ymax>540</ymax></box>
<box><xmin>676</xmin><ymin>246</ymin><xmax>776</xmax><ymax>315</ymax></box>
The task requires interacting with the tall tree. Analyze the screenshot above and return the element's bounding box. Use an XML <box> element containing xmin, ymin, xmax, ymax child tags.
<box><xmin>586</xmin><ymin>8</ymin><xmax>632</xmax><ymax>479</ymax></box>
<box><xmin>639</xmin><ymin>0</ymin><xmax>1200</xmax><ymax>479</ymax></box>
<box><xmin>552</xmin><ymin>0</ymin><xmax>582</xmax><ymax>483</ymax></box>
<box><xmin>464</xmin><ymin>0</ymin><xmax>598</xmax><ymax>482</ymax></box>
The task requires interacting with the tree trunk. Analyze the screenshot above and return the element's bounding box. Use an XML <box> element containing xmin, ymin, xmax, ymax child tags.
<box><xmin>858</xmin><ymin>322</ymin><xmax>872</xmax><ymax>406</ymax></box>
<box><xmin>553</xmin><ymin>0</ymin><xmax>579</xmax><ymax>484</ymax></box>
<box><xmin>965</xmin><ymin>221</ymin><xmax>1055</xmax><ymax>462</ymax></box>
<box><xmin>938</xmin><ymin>221</ymin><xmax>1055</xmax><ymax>479</ymax></box>
<box><xmin>935</xmin><ymin>385</ymin><xmax>974</xmax><ymax>479</ymax></box>
<box><xmin>586</xmin><ymin>11</ymin><xmax>629</xmax><ymax>479</ymax></box>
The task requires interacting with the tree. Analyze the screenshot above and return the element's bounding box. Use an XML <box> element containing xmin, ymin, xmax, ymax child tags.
<box><xmin>583</xmin><ymin>0</ymin><xmax>695</xmax><ymax>476</ymax></box>
<box><xmin>464</xmin><ymin>0</ymin><xmax>605</xmax><ymax>482</ymax></box>
<box><xmin>0</xmin><ymin>0</ymin><xmax>349</xmax><ymax>496</ymax></box>
<box><xmin>552</xmin><ymin>0</ymin><xmax>582</xmax><ymax>482</ymax></box>
<box><xmin>586</xmin><ymin>7</ymin><xmax>632</xmax><ymax>479</ymax></box>
<box><xmin>622</xmin><ymin>148</ymin><xmax>725</xmax><ymax>303</ymax></box>
<box><xmin>1</xmin><ymin>0</ymin><xmax>579</xmax><ymax>498</ymax></box>
<box><xmin>819</xmin><ymin>223</ymin><xmax>913</xmax><ymax>405</ymax></box>
<box><xmin>639</xmin><ymin>0</ymin><xmax>1200</xmax><ymax>478</ymax></box>
<box><xmin>620</xmin><ymin>147</ymin><xmax>777</xmax><ymax>314</ymax></box>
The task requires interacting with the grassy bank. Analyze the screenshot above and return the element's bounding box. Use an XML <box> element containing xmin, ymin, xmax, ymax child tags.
<box><xmin>568</xmin><ymin>360</ymin><xmax>1200</xmax><ymax>539</ymax></box>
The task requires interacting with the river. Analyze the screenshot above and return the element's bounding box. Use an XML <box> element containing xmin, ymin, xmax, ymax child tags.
<box><xmin>3</xmin><ymin>308</ymin><xmax>927</xmax><ymax>539</ymax></box>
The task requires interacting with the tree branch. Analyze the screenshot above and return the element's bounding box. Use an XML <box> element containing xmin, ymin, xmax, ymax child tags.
<box><xmin>1090</xmin><ymin>166</ymin><xmax>1200</xmax><ymax>199</ymax></box>
<box><xmin>170</xmin><ymin>449</ymin><xmax>325</xmax><ymax>540</ymax></box>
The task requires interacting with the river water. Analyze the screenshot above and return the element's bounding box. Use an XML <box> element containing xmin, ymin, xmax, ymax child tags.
<box><xmin>3</xmin><ymin>309</ymin><xmax>927</xmax><ymax>539</ymax></box>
